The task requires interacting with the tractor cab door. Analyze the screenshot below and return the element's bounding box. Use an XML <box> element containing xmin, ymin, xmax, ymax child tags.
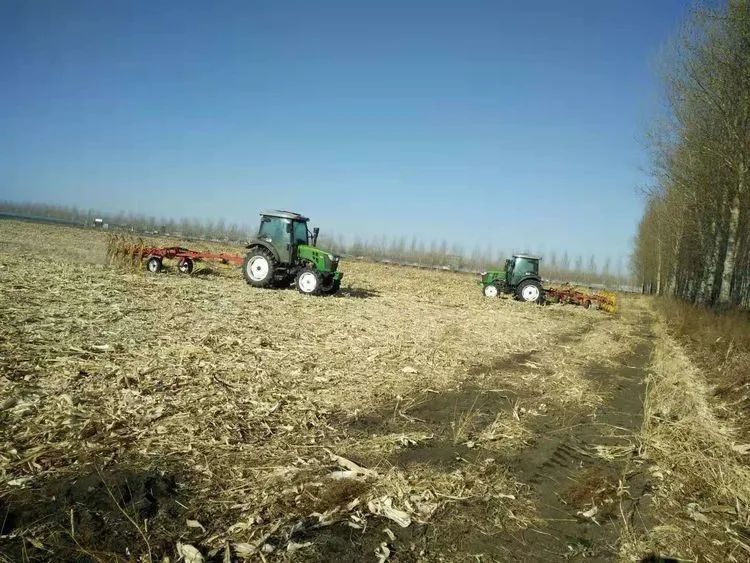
<box><xmin>259</xmin><ymin>216</ymin><xmax>292</xmax><ymax>263</ymax></box>
<box><xmin>290</xmin><ymin>220</ymin><xmax>310</xmax><ymax>261</ymax></box>
<box><xmin>511</xmin><ymin>257</ymin><xmax>539</xmax><ymax>285</ymax></box>
<box><xmin>505</xmin><ymin>258</ymin><xmax>514</xmax><ymax>284</ymax></box>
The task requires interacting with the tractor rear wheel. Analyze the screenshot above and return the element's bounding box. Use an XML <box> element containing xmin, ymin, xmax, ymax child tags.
<box><xmin>483</xmin><ymin>284</ymin><xmax>499</xmax><ymax>298</ymax></box>
<box><xmin>296</xmin><ymin>268</ymin><xmax>322</xmax><ymax>295</ymax></box>
<box><xmin>178</xmin><ymin>258</ymin><xmax>194</xmax><ymax>274</ymax></box>
<box><xmin>516</xmin><ymin>280</ymin><xmax>543</xmax><ymax>303</ymax></box>
<box><xmin>243</xmin><ymin>248</ymin><xmax>276</xmax><ymax>287</ymax></box>
<box><xmin>146</xmin><ymin>257</ymin><xmax>162</xmax><ymax>273</ymax></box>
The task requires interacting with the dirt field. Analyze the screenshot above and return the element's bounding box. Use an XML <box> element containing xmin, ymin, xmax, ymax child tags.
<box><xmin>1</xmin><ymin>219</ymin><xmax>747</xmax><ymax>562</ymax></box>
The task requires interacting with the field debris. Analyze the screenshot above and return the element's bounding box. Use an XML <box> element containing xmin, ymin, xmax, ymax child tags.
<box><xmin>1</xmin><ymin>220</ymin><xmax>649</xmax><ymax>561</ymax></box>
<box><xmin>367</xmin><ymin>497</ymin><xmax>412</xmax><ymax>528</ymax></box>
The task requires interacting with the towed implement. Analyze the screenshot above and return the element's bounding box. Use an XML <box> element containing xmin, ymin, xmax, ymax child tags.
<box><xmin>142</xmin><ymin>246</ymin><xmax>244</xmax><ymax>274</ymax></box>
<box><xmin>545</xmin><ymin>286</ymin><xmax>617</xmax><ymax>313</ymax></box>
<box><xmin>108</xmin><ymin>210</ymin><xmax>343</xmax><ymax>296</ymax></box>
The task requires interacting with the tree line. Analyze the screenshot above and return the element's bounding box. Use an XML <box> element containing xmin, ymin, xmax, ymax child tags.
<box><xmin>1</xmin><ymin>199</ymin><xmax>631</xmax><ymax>287</ymax></box>
<box><xmin>633</xmin><ymin>0</ymin><xmax>750</xmax><ymax>308</ymax></box>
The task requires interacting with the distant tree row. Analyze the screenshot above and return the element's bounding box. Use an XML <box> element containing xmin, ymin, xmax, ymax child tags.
<box><xmin>316</xmin><ymin>233</ymin><xmax>629</xmax><ymax>286</ymax></box>
<box><xmin>1</xmin><ymin>199</ymin><xmax>631</xmax><ymax>287</ymax></box>
<box><xmin>633</xmin><ymin>1</ymin><xmax>750</xmax><ymax>308</ymax></box>
<box><xmin>0</xmin><ymin>200</ymin><xmax>254</xmax><ymax>241</ymax></box>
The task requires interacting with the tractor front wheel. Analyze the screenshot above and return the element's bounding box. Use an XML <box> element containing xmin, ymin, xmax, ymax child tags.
<box><xmin>296</xmin><ymin>268</ymin><xmax>322</xmax><ymax>295</ymax></box>
<box><xmin>483</xmin><ymin>284</ymin><xmax>499</xmax><ymax>298</ymax></box>
<box><xmin>516</xmin><ymin>280</ymin><xmax>543</xmax><ymax>303</ymax></box>
<box><xmin>243</xmin><ymin>248</ymin><xmax>276</xmax><ymax>287</ymax></box>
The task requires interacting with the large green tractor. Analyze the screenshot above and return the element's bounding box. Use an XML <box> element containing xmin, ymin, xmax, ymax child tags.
<box><xmin>480</xmin><ymin>254</ymin><xmax>544</xmax><ymax>303</ymax></box>
<box><xmin>243</xmin><ymin>210</ymin><xmax>343</xmax><ymax>295</ymax></box>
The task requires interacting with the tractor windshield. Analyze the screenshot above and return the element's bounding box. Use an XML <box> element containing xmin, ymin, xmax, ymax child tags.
<box><xmin>292</xmin><ymin>221</ymin><xmax>309</xmax><ymax>245</ymax></box>
<box><xmin>516</xmin><ymin>258</ymin><xmax>539</xmax><ymax>275</ymax></box>
<box><xmin>259</xmin><ymin>216</ymin><xmax>288</xmax><ymax>243</ymax></box>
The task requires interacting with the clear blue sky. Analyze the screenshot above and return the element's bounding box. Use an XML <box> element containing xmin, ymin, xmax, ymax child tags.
<box><xmin>0</xmin><ymin>0</ymin><xmax>690</xmax><ymax>268</ymax></box>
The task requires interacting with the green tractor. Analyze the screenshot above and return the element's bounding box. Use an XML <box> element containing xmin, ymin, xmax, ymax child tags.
<box><xmin>243</xmin><ymin>210</ymin><xmax>343</xmax><ymax>295</ymax></box>
<box><xmin>480</xmin><ymin>254</ymin><xmax>544</xmax><ymax>303</ymax></box>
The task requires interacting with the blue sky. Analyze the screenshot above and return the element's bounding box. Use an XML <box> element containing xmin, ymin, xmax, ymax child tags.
<box><xmin>0</xmin><ymin>0</ymin><xmax>690</xmax><ymax>267</ymax></box>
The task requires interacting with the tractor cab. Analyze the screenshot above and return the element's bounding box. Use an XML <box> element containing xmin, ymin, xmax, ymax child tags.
<box><xmin>480</xmin><ymin>254</ymin><xmax>543</xmax><ymax>303</ymax></box>
<box><xmin>243</xmin><ymin>210</ymin><xmax>342</xmax><ymax>295</ymax></box>
<box><xmin>506</xmin><ymin>255</ymin><xmax>540</xmax><ymax>287</ymax></box>
<box><xmin>257</xmin><ymin>211</ymin><xmax>319</xmax><ymax>263</ymax></box>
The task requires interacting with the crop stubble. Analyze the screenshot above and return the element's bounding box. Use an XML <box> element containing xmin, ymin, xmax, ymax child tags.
<box><xmin>0</xmin><ymin>220</ymin><xmax>642</xmax><ymax>562</ymax></box>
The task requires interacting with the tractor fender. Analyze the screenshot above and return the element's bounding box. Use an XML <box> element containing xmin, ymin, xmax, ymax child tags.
<box><xmin>515</xmin><ymin>275</ymin><xmax>543</xmax><ymax>287</ymax></box>
<box><xmin>244</xmin><ymin>239</ymin><xmax>280</xmax><ymax>262</ymax></box>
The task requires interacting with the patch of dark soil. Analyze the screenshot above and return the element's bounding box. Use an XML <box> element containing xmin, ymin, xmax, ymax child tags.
<box><xmin>468</xmin><ymin>351</ymin><xmax>537</xmax><ymax>376</ymax></box>
<box><xmin>0</xmin><ymin>467</ymin><xmax>185</xmax><ymax>562</ymax></box>
<box><xmin>563</xmin><ymin>466</ymin><xmax>619</xmax><ymax>509</ymax></box>
<box><xmin>292</xmin><ymin>517</ymin><xmax>427</xmax><ymax>562</ymax></box>
<box><xmin>331</xmin><ymin>407</ymin><xmax>403</xmax><ymax>436</ymax></box>
<box><xmin>333</xmin><ymin>385</ymin><xmax>518</xmax><ymax>440</ymax></box>
<box><xmin>263</xmin><ymin>478</ymin><xmax>372</xmax><ymax>523</ymax></box>
<box><xmin>453</xmin><ymin>312</ymin><xmax>657</xmax><ymax>561</ymax></box>
<box><xmin>403</xmin><ymin>385</ymin><xmax>516</xmax><ymax>430</ymax></box>
<box><xmin>393</xmin><ymin>440</ymin><xmax>484</xmax><ymax>469</ymax></box>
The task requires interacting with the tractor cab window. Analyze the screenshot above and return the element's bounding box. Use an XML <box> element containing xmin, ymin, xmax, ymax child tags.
<box><xmin>517</xmin><ymin>258</ymin><xmax>538</xmax><ymax>275</ymax></box>
<box><xmin>292</xmin><ymin>221</ymin><xmax>309</xmax><ymax>245</ymax></box>
<box><xmin>259</xmin><ymin>217</ymin><xmax>289</xmax><ymax>243</ymax></box>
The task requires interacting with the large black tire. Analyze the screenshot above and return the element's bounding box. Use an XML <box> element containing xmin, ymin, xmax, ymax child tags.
<box><xmin>515</xmin><ymin>279</ymin><xmax>543</xmax><ymax>303</ymax></box>
<box><xmin>321</xmin><ymin>278</ymin><xmax>341</xmax><ymax>295</ymax></box>
<box><xmin>243</xmin><ymin>247</ymin><xmax>276</xmax><ymax>287</ymax></box>
<box><xmin>296</xmin><ymin>268</ymin><xmax>322</xmax><ymax>295</ymax></box>
<box><xmin>146</xmin><ymin>257</ymin><xmax>162</xmax><ymax>273</ymax></box>
<box><xmin>178</xmin><ymin>258</ymin><xmax>194</xmax><ymax>274</ymax></box>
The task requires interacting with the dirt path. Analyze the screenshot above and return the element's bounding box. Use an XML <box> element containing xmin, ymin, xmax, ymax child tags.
<box><xmin>492</xmin><ymin>305</ymin><xmax>655</xmax><ymax>561</ymax></box>
<box><xmin>500</xmin><ymin>313</ymin><xmax>652</xmax><ymax>561</ymax></box>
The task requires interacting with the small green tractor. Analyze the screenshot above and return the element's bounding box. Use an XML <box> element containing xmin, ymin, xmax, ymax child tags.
<box><xmin>480</xmin><ymin>254</ymin><xmax>544</xmax><ymax>303</ymax></box>
<box><xmin>243</xmin><ymin>210</ymin><xmax>343</xmax><ymax>295</ymax></box>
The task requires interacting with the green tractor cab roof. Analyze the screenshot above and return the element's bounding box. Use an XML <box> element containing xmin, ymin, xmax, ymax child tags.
<box><xmin>260</xmin><ymin>210</ymin><xmax>310</xmax><ymax>222</ymax></box>
<box><xmin>512</xmin><ymin>254</ymin><xmax>541</xmax><ymax>260</ymax></box>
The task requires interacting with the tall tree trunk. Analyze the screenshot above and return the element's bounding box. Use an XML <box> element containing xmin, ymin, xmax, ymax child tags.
<box><xmin>719</xmin><ymin>178</ymin><xmax>744</xmax><ymax>305</ymax></box>
<box><xmin>656</xmin><ymin>236</ymin><xmax>663</xmax><ymax>296</ymax></box>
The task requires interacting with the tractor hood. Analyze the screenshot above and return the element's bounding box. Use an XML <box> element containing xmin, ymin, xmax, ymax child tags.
<box><xmin>297</xmin><ymin>244</ymin><xmax>340</xmax><ymax>273</ymax></box>
<box><xmin>480</xmin><ymin>270</ymin><xmax>505</xmax><ymax>285</ymax></box>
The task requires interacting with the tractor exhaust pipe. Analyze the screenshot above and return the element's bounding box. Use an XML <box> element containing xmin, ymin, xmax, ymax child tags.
<box><xmin>313</xmin><ymin>227</ymin><xmax>320</xmax><ymax>247</ymax></box>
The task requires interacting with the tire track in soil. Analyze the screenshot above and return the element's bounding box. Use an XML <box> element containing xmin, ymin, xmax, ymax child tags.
<box><xmin>494</xmin><ymin>309</ymin><xmax>656</xmax><ymax>562</ymax></box>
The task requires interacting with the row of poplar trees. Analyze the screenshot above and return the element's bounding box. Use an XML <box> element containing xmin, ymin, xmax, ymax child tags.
<box><xmin>633</xmin><ymin>0</ymin><xmax>750</xmax><ymax>308</ymax></box>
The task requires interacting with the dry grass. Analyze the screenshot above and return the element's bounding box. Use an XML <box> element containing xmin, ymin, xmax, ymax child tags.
<box><xmin>0</xmin><ymin>219</ymin><xmax>638</xmax><ymax>561</ymax></box>
<box><xmin>620</xmin><ymin>313</ymin><xmax>750</xmax><ymax>562</ymax></box>
<box><xmin>655</xmin><ymin>298</ymin><xmax>750</xmax><ymax>427</ymax></box>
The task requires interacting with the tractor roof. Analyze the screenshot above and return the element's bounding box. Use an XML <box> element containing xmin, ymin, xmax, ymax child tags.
<box><xmin>513</xmin><ymin>254</ymin><xmax>541</xmax><ymax>260</ymax></box>
<box><xmin>260</xmin><ymin>210</ymin><xmax>309</xmax><ymax>221</ymax></box>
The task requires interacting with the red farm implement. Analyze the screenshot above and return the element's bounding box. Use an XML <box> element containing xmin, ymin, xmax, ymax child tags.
<box><xmin>545</xmin><ymin>286</ymin><xmax>617</xmax><ymax>313</ymax></box>
<box><xmin>142</xmin><ymin>246</ymin><xmax>244</xmax><ymax>274</ymax></box>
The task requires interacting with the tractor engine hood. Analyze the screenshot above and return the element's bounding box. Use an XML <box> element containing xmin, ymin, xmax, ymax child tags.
<box><xmin>297</xmin><ymin>244</ymin><xmax>340</xmax><ymax>273</ymax></box>
<box><xmin>480</xmin><ymin>270</ymin><xmax>505</xmax><ymax>285</ymax></box>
